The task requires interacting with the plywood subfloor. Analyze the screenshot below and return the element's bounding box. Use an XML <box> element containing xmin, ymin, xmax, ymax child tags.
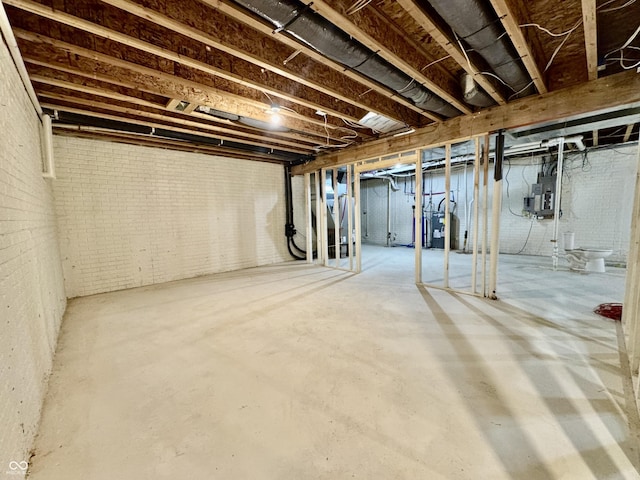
<box><xmin>29</xmin><ymin>246</ymin><xmax>640</xmax><ymax>479</ymax></box>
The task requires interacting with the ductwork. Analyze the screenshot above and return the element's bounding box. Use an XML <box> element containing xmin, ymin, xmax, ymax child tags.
<box><xmin>427</xmin><ymin>0</ymin><xmax>536</xmax><ymax>99</ymax></box>
<box><xmin>231</xmin><ymin>0</ymin><xmax>461</xmax><ymax>118</ymax></box>
<box><xmin>461</xmin><ymin>72</ymin><xmax>494</xmax><ymax>107</ymax></box>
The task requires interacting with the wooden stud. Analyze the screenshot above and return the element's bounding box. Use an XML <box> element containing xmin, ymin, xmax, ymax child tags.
<box><xmin>624</xmin><ymin>124</ymin><xmax>635</xmax><ymax>143</ymax></box>
<box><xmin>166</xmin><ymin>98</ymin><xmax>181</xmax><ymax>110</ymax></box>
<box><xmin>481</xmin><ymin>135</ymin><xmax>490</xmax><ymax>297</ymax></box>
<box><xmin>471</xmin><ymin>137</ymin><xmax>480</xmax><ymax>294</ymax></box>
<box><xmin>444</xmin><ymin>143</ymin><xmax>451</xmax><ymax>288</ymax></box>
<box><xmin>415</xmin><ymin>152</ymin><xmax>423</xmax><ymax>284</ymax></box>
<box><xmin>305</xmin><ymin>172</ymin><xmax>313</xmax><ymax>264</ymax></box>
<box><xmin>347</xmin><ymin>165</ymin><xmax>354</xmax><ymax>272</ymax></box>
<box><xmin>333</xmin><ymin>169</ymin><xmax>340</xmax><ymax>268</ymax></box>
<box><xmin>624</xmin><ymin>146</ymin><xmax>640</xmax><ymax>374</ymax></box>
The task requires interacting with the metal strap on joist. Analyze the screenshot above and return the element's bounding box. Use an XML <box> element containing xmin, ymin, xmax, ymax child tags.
<box><xmin>274</xmin><ymin>2</ymin><xmax>314</xmax><ymax>34</ymax></box>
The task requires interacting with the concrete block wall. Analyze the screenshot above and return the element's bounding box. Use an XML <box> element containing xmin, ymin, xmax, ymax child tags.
<box><xmin>0</xmin><ymin>39</ymin><xmax>66</xmax><ymax>476</ymax></box>
<box><xmin>52</xmin><ymin>137</ymin><xmax>290</xmax><ymax>297</ymax></box>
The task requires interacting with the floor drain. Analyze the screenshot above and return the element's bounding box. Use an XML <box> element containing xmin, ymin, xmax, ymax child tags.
<box><xmin>594</xmin><ymin>303</ymin><xmax>623</xmax><ymax>321</ymax></box>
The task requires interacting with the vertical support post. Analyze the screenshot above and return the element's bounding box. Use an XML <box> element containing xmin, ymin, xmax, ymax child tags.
<box><xmin>386</xmin><ymin>180</ymin><xmax>391</xmax><ymax>247</ymax></box>
<box><xmin>624</xmin><ymin>145</ymin><xmax>640</xmax><ymax>374</ymax></box>
<box><xmin>489</xmin><ymin>131</ymin><xmax>505</xmax><ymax>299</ymax></box>
<box><xmin>333</xmin><ymin>169</ymin><xmax>340</xmax><ymax>268</ymax></box>
<box><xmin>471</xmin><ymin>137</ymin><xmax>481</xmax><ymax>294</ymax></box>
<box><xmin>354</xmin><ymin>165</ymin><xmax>362</xmax><ymax>273</ymax></box>
<box><xmin>415</xmin><ymin>153</ymin><xmax>423</xmax><ymax>284</ymax></box>
<box><xmin>321</xmin><ymin>169</ymin><xmax>329</xmax><ymax>266</ymax></box>
<box><xmin>444</xmin><ymin>143</ymin><xmax>452</xmax><ymax>288</ymax></box>
<box><xmin>552</xmin><ymin>137</ymin><xmax>565</xmax><ymax>271</ymax></box>
<box><xmin>304</xmin><ymin>172</ymin><xmax>313</xmax><ymax>263</ymax></box>
<box><xmin>481</xmin><ymin>135</ymin><xmax>490</xmax><ymax>297</ymax></box>
<box><xmin>347</xmin><ymin>165</ymin><xmax>354</xmax><ymax>271</ymax></box>
<box><xmin>315</xmin><ymin>171</ymin><xmax>323</xmax><ymax>265</ymax></box>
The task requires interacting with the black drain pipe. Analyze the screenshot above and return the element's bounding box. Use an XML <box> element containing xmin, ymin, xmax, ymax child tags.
<box><xmin>284</xmin><ymin>166</ymin><xmax>307</xmax><ymax>260</ymax></box>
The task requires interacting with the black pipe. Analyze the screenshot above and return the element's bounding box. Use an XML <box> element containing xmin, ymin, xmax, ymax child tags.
<box><xmin>495</xmin><ymin>129</ymin><xmax>505</xmax><ymax>181</ymax></box>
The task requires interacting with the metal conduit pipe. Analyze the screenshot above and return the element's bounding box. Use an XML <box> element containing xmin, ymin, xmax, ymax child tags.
<box><xmin>231</xmin><ymin>0</ymin><xmax>461</xmax><ymax>118</ymax></box>
<box><xmin>427</xmin><ymin>0</ymin><xmax>536</xmax><ymax>99</ymax></box>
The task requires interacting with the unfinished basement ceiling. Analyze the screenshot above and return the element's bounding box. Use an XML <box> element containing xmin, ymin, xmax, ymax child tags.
<box><xmin>4</xmin><ymin>0</ymin><xmax>640</xmax><ymax>163</ymax></box>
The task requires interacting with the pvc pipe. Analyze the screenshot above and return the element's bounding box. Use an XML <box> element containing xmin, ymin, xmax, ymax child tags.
<box><xmin>386</xmin><ymin>180</ymin><xmax>391</xmax><ymax>247</ymax></box>
<box><xmin>0</xmin><ymin>2</ymin><xmax>42</xmax><ymax>116</ymax></box>
<box><xmin>471</xmin><ymin>137</ymin><xmax>481</xmax><ymax>294</ymax></box>
<box><xmin>444</xmin><ymin>144</ymin><xmax>451</xmax><ymax>288</ymax></box>
<box><xmin>41</xmin><ymin>114</ymin><xmax>56</xmax><ymax>179</ymax></box>
<box><xmin>552</xmin><ymin>137</ymin><xmax>565</xmax><ymax>271</ymax></box>
<box><xmin>415</xmin><ymin>154</ymin><xmax>423</xmax><ymax>284</ymax></box>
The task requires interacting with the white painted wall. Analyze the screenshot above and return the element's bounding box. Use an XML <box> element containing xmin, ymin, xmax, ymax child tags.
<box><xmin>53</xmin><ymin>137</ymin><xmax>290</xmax><ymax>297</ymax></box>
<box><xmin>0</xmin><ymin>39</ymin><xmax>66</xmax><ymax>476</ymax></box>
<box><xmin>359</xmin><ymin>143</ymin><xmax>638</xmax><ymax>264</ymax></box>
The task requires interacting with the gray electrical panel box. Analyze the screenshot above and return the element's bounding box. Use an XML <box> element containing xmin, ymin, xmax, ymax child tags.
<box><xmin>524</xmin><ymin>174</ymin><xmax>556</xmax><ymax>218</ymax></box>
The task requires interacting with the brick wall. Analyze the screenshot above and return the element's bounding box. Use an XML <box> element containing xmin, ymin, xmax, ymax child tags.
<box><xmin>359</xmin><ymin>144</ymin><xmax>638</xmax><ymax>264</ymax></box>
<box><xmin>52</xmin><ymin>137</ymin><xmax>290</xmax><ymax>297</ymax></box>
<box><xmin>499</xmin><ymin>145</ymin><xmax>638</xmax><ymax>262</ymax></box>
<box><xmin>0</xmin><ymin>38</ymin><xmax>66</xmax><ymax>477</ymax></box>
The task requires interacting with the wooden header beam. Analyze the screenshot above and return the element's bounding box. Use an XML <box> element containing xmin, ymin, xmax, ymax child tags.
<box><xmin>292</xmin><ymin>69</ymin><xmax>640</xmax><ymax>174</ymax></box>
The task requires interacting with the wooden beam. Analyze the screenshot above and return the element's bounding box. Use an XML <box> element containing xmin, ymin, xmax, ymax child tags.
<box><xmin>15</xmin><ymin>30</ymin><xmax>352</xmax><ymax>139</ymax></box>
<box><xmin>396</xmin><ymin>0</ymin><xmax>507</xmax><ymax>105</ymax></box>
<box><xmin>99</xmin><ymin>0</ymin><xmax>425</xmax><ymax>125</ymax></box>
<box><xmin>38</xmin><ymin>94</ymin><xmax>316</xmax><ymax>154</ymax></box>
<box><xmin>292</xmin><ymin>69</ymin><xmax>640</xmax><ymax>174</ymax></box>
<box><xmin>581</xmin><ymin>0</ymin><xmax>598</xmax><ymax>81</ymax></box>
<box><xmin>593</xmin><ymin>130</ymin><xmax>599</xmax><ymax>146</ymax></box>
<box><xmin>200</xmin><ymin>0</ymin><xmax>437</xmax><ymax>121</ymax></box>
<box><xmin>489</xmin><ymin>0</ymin><xmax>547</xmax><ymax>94</ymax></box>
<box><xmin>5</xmin><ymin>0</ymin><xmax>369</xmax><ymax>124</ymax></box>
<box><xmin>295</xmin><ymin>0</ymin><xmax>470</xmax><ymax>115</ymax></box>
<box><xmin>624</xmin><ymin>124</ymin><xmax>635</xmax><ymax>143</ymax></box>
<box><xmin>31</xmin><ymin>74</ymin><xmax>332</xmax><ymax>146</ymax></box>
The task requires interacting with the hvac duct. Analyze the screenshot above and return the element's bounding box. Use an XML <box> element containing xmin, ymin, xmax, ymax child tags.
<box><xmin>427</xmin><ymin>0</ymin><xmax>535</xmax><ymax>100</ymax></box>
<box><xmin>231</xmin><ymin>0</ymin><xmax>461</xmax><ymax>118</ymax></box>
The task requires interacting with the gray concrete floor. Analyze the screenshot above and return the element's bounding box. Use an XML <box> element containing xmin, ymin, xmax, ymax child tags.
<box><xmin>29</xmin><ymin>246</ymin><xmax>640</xmax><ymax>479</ymax></box>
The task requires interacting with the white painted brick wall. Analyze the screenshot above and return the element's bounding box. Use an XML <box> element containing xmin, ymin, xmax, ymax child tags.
<box><xmin>359</xmin><ymin>144</ymin><xmax>638</xmax><ymax>264</ymax></box>
<box><xmin>0</xmin><ymin>38</ymin><xmax>66</xmax><ymax>477</ymax></box>
<box><xmin>52</xmin><ymin>137</ymin><xmax>290</xmax><ymax>297</ymax></box>
<box><xmin>500</xmin><ymin>145</ymin><xmax>638</xmax><ymax>262</ymax></box>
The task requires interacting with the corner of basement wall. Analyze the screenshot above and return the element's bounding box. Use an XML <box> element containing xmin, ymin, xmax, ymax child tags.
<box><xmin>0</xmin><ymin>35</ymin><xmax>67</xmax><ymax>476</ymax></box>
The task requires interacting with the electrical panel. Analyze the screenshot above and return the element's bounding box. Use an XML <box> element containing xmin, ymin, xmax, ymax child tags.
<box><xmin>523</xmin><ymin>173</ymin><xmax>556</xmax><ymax>218</ymax></box>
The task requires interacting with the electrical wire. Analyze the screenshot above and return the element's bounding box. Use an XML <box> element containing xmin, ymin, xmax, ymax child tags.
<box><xmin>516</xmin><ymin>220</ymin><xmax>534</xmax><ymax>254</ymax></box>
<box><xmin>599</xmin><ymin>0</ymin><xmax>637</xmax><ymax>13</ymax></box>
<box><xmin>504</xmin><ymin>158</ymin><xmax>525</xmax><ymax>217</ymax></box>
